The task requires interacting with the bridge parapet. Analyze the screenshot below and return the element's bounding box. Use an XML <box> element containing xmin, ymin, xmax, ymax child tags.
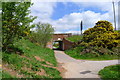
<box><xmin>53</xmin><ymin>33</ymin><xmax>72</xmax><ymax>41</ymax></box>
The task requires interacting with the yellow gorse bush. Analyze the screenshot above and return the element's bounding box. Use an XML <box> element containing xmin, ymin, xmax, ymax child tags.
<box><xmin>83</xmin><ymin>20</ymin><xmax>120</xmax><ymax>49</ymax></box>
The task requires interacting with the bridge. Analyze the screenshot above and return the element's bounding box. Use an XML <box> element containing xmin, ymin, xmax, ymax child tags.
<box><xmin>46</xmin><ymin>33</ymin><xmax>75</xmax><ymax>50</ymax></box>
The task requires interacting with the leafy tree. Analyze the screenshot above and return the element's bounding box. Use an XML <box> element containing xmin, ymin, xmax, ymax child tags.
<box><xmin>2</xmin><ymin>2</ymin><xmax>36</xmax><ymax>51</ymax></box>
<box><xmin>29</xmin><ymin>22</ymin><xmax>54</xmax><ymax>47</ymax></box>
<box><xmin>82</xmin><ymin>20</ymin><xmax>120</xmax><ymax>49</ymax></box>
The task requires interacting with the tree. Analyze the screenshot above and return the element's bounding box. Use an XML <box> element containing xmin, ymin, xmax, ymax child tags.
<box><xmin>2</xmin><ymin>2</ymin><xmax>36</xmax><ymax>51</ymax></box>
<box><xmin>82</xmin><ymin>20</ymin><xmax>120</xmax><ymax>49</ymax></box>
<box><xmin>30</xmin><ymin>22</ymin><xmax>54</xmax><ymax>47</ymax></box>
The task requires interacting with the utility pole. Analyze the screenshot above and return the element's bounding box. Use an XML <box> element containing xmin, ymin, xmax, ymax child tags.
<box><xmin>112</xmin><ymin>1</ymin><xmax>116</xmax><ymax>30</ymax></box>
<box><xmin>80</xmin><ymin>21</ymin><xmax>83</xmax><ymax>35</ymax></box>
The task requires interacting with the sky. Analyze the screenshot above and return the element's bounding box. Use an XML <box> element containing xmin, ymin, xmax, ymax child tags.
<box><xmin>30</xmin><ymin>0</ymin><xmax>119</xmax><ymax>34</ymax></box>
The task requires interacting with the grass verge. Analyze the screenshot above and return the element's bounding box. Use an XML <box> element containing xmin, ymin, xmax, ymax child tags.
<box><xmin>99</xmin><ymin>64</ymin><xmax>120</xmax><ymax>79</ymax></box>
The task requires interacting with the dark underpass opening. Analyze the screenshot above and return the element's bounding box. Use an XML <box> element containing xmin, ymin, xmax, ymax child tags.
<box><xmin>53</xmin><ymin>41</ymin><xmax>63</xmax><ymax>50</ymax></box>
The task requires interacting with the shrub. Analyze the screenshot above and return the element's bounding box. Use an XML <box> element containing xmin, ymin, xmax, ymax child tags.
<box><xmin>83</xmin><ymin>20</ymin><xmax>120</xmax><ymax>49</ymax></box>
<box><xmin>94</xmin><ymin>20</ymin><xmax>114</xmax><ymax>31</ymax></box>
<box><xmin>29</xmin><ymin>22</ymin><xmax>54</xmax><ymax>47</ymax></box>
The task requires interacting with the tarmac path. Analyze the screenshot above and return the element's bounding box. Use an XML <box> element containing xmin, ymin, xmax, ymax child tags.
<box><xmin>54</xmin><ymin>50</ymin><xmax>119</xmax><ymax>78</ymax></box>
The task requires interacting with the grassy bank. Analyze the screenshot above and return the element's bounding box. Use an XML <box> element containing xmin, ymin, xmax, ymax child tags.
<box><xmin>99</xmin><ymin>64</ymin><xmax>120</xmax><ymax>79</ymax></box>
<box><xmin>65</xmin><ymin>46</ymin><xmax>118</xmax><ymax>60</ymax></box>
<box><xmin>2</xmin><ymin>38</ymin><xmax>61</xmax><ymax>78</ymax></box>
<box><xmin>66</xmin><ymin>35</ymin><xmax>83</xmax><ymax>42</ymax></box>
<box><xmin>2</xmin><ymin>71</ymin><xmax>15</xmax><ymax>78</ymax></box>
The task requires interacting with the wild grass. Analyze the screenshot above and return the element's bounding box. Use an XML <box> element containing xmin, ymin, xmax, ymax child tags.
<box><xmin>99</xmin><ymin>64</ymin><xmax>120</xmax><ymax>79</ymax></box>
<box><xmin>2</xmin><ymin>38</ymin><xmax>61</xmax><ymax>78</ymax></box>
<box><xmin>65</xmin><ymin>46</ymin><xmax>118</xmax><ymax>60</ymax></box>
<box><xmin>66</xmin><ymin>35</ymin><xmax>83</xmax><ymax>42</ymax></box>
<box><xmin>2</xmin><ymin>70</ymin><xmax>15</xmax><ymax>78</ymax></box>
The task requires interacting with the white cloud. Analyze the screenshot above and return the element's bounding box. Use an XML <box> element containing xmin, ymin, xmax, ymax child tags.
<box><xmin>118</xmin><ymin>2</ymin><xmax>120</xmax><ymax>29</ymax></box>
<box><xmin>30</xmin><ymin>0</ymin><xmax>119</xmax><ymax>34</ymax></box>
<box><xmin>31</xmin><ymin>0</ymin><xmax>56</xmax><ymax>23</ymax></box>
<box><xmin>65</xmin><ymin>30</ymin><xmax>81</xmax><ymax>35</ymax></box>
<box><xmin>52</xmin><ymin>10</ymin><xmax>116</xmax><ymax>33</ymax></box>
<box><xmin>54</xmin><ymin>30</ymin><xmax>82</xmax><ymax>35</ymax></box>
<box><xmin>73</xmin><ymin>1</ymin><xmax>118</xmax><ymax>29</ymax></box>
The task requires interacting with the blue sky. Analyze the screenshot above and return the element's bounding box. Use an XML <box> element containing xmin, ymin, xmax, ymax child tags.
<box><xmin>51</xmin><ymin>2</ymin><xmax>81</xmax><ymax>20</ymax></box>
<box><xmin>31</xmin><ymin>0</ymin><xmax>119</xmax><ymax>34</ymax></box>
<box><xmin>51</xmin><ymin>2</ymin><xmax>108</xmax><ymax>20</ymax></box>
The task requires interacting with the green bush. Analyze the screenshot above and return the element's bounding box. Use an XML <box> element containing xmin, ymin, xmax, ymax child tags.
<box><xmin>29</xmin><ymin>22</ymin><xmax>54</xmax><ymax>47</ymax></box>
